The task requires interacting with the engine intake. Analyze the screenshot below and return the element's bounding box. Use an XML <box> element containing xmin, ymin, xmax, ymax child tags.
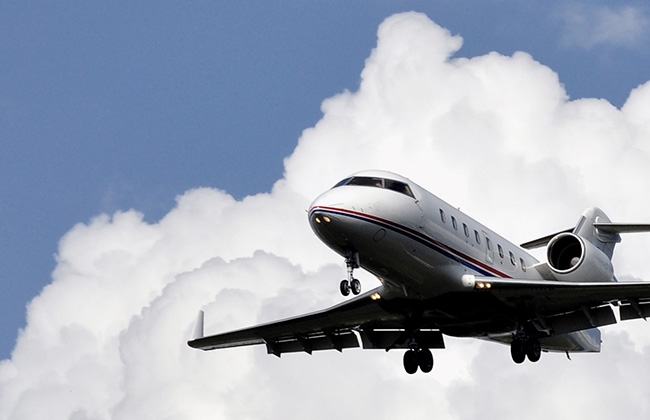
<box><xmin>546</xmin><ymin>233</ymin><xmax>614</xmax><ymax>283</ymax></box>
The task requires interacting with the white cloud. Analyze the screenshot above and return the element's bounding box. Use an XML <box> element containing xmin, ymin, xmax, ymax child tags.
<box><xmin>557</xmin><ymin>3</ymin><xmax>650</xmax><ymax>49</ymax></box>
<box><xmin>3</xmin><ymin>11</ymin><xmax>650</xmax><ymax>420</ymax></box>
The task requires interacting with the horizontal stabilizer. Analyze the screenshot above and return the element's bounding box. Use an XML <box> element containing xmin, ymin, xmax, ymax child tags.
<box><xmin>520</xmin><ymin>228</ymin><xmax>573</xmax><ymax>250</ymax></box>
<box><xmin>521</xmin><ymin>223</ymin><xmax>650</xmax><ymax>250</ymax></box>
<box><xmin>594</xmin><ymin>223</ymin><xmax>650</xmax><ymax>234</ymax></box>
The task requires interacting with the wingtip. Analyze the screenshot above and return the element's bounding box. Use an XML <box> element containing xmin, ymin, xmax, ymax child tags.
<box><xmin>192</xmin><ymin>310</ymin><xmax>205</xmax><ymax>341</ymax></box>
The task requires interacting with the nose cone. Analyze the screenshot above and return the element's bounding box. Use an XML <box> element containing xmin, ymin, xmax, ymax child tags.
<box><xmin>308</xmin><ymin>188</ymin><xmax>358</xmax><ymax>255</ymax></box>
<box><xmin>308</xmin><ymin>189</ymin><xmax>340</xmax><ymax>237</ymax></box>
<box><xmin>308</xmin><ymin>185</ymin><xmax>351</xmax><ymax>220</ymax></box>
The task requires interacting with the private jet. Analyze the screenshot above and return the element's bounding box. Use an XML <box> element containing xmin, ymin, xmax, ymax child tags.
<box><xmin>188</xmin><ymin>170</ymin><xmax>650</xmax><ymax>374</ymax></box>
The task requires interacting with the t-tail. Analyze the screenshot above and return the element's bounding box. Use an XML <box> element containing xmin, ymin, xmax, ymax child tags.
<box><xmin>525</xmin><ymin>207</ymin><xmax>650</xmax><ymax>283</ymax></box>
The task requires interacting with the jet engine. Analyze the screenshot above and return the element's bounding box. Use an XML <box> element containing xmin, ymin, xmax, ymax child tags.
<box><xmin>546</xmin><ymin>233</ymin><xmax>614</xmax><ymax>283</ymax></box>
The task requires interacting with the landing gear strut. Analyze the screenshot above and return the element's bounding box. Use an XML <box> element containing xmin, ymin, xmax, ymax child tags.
<box><xmin>340</xmin><ymin>250</ymin><xmax>361</xmax><ymax>296</ymax></box>
<box><xmin>510</xmin><ymin>330</ymin><xmax>541</xmax><ymax>364</ymax></box>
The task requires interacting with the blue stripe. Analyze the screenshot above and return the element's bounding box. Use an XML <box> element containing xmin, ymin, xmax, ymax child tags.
<box><xmin>311</xmin><ymin>207</ymin><xmax>504</xmax><ymax>278</ymax></box>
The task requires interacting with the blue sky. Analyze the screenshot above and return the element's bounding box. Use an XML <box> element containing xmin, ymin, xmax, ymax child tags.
<box><xmin>1</xmin><ymin>1</ymin><xmax>650</xmax><ymax>361</ymax></box>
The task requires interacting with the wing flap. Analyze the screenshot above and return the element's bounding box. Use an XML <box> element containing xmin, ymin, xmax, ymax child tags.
<box><xmin>620</xmin><ymin>301</ymin><xmax>650</xmax><ymax>321</ymax></box>
<box><xmin>533</xmin><ymin>305</ymin><xmax>617</xmax><ymax>335</ymax></box>
<box><xmin>359</xmin><ymin>329</ymin><xmax>445</xmax><ymax>350</ymax></box>
<box><xmin>264</xmin><ymin>330</ymin><xmax>360</xmax><ymax>356</ymax></box>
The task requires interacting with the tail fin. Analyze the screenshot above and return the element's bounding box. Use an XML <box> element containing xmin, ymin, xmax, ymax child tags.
<box><xmin>572</xmin><ymin>208</ymin><xmax>618</xmax><ymax>259</ymax></box>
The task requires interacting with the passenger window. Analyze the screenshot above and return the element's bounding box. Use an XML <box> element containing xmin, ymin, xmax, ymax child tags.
<box><xmin>463</xmin><ymin>223</ymin><xmax>469</xmax><ymax>237</ymax></box>
<box><xmin>451</xmin><ymin>216</ymin><xmax>458</xmax><ymax>230</ymax></box>
<box><xmin>520</xmin><ymin>258</ymin><xmax>526</xmax><ymax>272</ymax></box>
<box><xmin>486</xmin><ymin>237</ymin><xmax>492</xmax><ymax>251</ymax></box>
<box><xmin>440</xmin><ymin>209</ymin><xmax>446</xmax><ymax>223</ymax></box>
<box><xmin>509</xmin><ymin>251</ymin><xmax>516</xmax><ymax>266</ymax></box>
<box><xmin>498</xmin><ymin>245</ymin><xmax>504</xmax><ymax>258</ymax></box>
<box><xmin>474</xmin><ymin>230</ymin><xmax>481</xmax><ymax>244</ymax></box>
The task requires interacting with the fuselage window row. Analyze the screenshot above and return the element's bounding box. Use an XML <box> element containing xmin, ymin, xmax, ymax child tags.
<box><xmin>444</xmin><ymin>209</ymin><xmax>524</xmax><ymax>271</ymax></box>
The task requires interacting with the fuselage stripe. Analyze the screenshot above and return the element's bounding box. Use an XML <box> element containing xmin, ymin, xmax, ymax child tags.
<box><xmin>309</xmin><ymin>205</ymin><xmax>511</xmax><ymax>279</ymax></box>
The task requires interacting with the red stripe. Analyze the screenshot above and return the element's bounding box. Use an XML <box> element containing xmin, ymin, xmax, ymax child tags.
<box><xmin>310</xmin><ymin>205</ymin><xmax>510</xmax><ymax>279</ymax></box>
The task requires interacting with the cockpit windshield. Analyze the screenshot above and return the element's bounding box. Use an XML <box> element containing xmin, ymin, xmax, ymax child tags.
<box><xmin>332</xmin><ymin>176</ymin><xmax>415</xmax><ymax>198</ymax></box>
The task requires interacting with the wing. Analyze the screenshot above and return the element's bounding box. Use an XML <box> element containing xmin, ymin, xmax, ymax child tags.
<box><xmin>188</xmin><ymin>287</ymin><xmax>445</xmax><ymax>357</ymax></box>
<box><xmin>464</xmin><ymin>275</ymin><xmax>650</xmax><ymax>335</ymax></box>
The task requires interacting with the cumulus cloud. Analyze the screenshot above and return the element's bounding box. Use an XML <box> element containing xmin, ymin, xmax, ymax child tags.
<box><xmin>3</xmin><ymin>11</ymin><xmax>650</xmax><ymax>420</ymax></box>
<box><xmin>557</xmin><ymin>3</ymin><xmax>650</xmax><ymax>49</ymax></box>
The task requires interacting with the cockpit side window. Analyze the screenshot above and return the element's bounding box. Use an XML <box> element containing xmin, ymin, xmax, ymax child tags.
<box><xmin>332</xmin><ymin>177</ymin><xmax>353</xmax><ymax>188</ymax></box>
<box><xmin>384</xmin><ymin>179</ymin><xmax>414</xmax><ymax>198</ymax></box>
<box><xmin>332</xmin><ymin>176</ymin><xmax>414</xmax><ymax>198</ymax></box>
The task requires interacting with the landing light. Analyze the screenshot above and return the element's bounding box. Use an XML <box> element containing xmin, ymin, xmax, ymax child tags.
<box><xmin>370</xmin><ymin>292</ymin><xmax>381</xmax><ymax>301</ymax></box>
<box><xmin>314</xmin><ymin>215</ymin><xmax>331</xmax><ymax>224</ymax></box>
<box><xmin>476</xmin><ymin>281</ymin><xmax>492</xmax><ymax>289</ymax></box>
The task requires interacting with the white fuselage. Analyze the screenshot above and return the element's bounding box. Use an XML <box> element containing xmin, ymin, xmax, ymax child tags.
<box><xmin>308</xmin><ymin>170</ymin><xmax>601</xmax><ymax>352</ymax></box>
<box><xmin>309</xmin><ymin>171</ymin><xmax>538</xmax><ymax>297</ymax></box>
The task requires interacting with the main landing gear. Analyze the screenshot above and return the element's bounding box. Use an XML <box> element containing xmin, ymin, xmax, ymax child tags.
<box><xmin>340</xmin><ymin>251</ymin><xmax>361</xmax><ymax>296</ymax></box>
<box><xmin>510</xmin><ymin>331</ymin><xmax>541</xmax><ymax>364</ymax></box>
<box><xmin>403</xmin><ymin>341</ymin><xmax>434</xmax><ymax>374</ymax></box>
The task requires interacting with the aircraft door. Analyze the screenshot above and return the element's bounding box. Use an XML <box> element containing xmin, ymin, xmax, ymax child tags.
<box><xmin>483</xmin><ymin>231</ymin><xmax>494</xmax><ymax>264</ymax></box>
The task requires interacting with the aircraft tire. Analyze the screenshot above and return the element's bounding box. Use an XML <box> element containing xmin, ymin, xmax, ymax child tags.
<box><xmin>350</xmin><ymin>279</ymin><xmax>361</xmax><ymax>295</ymax></box>
<box><xmin>417</xmin><ymin>348</ymin><xmax>434</xmax><ymax>373</ymax></box>
<box><xmin>526</xmin><ymin>339</ymin><xmax>541</xmax><ymax>363</ymax></box>
<box><xmin>510</xmin><ymin>339</ymin><xmax>526</xmax><ymax>364</ymax></box>
<box><xmin>403</xmin><ymin>350</ymin><xmax>418</xmax><ymax>374</ymax></box>
<box><xmin>340</xmin><ymin>280</ymin><xmax>350</xmax><ymax>296</ymax></box>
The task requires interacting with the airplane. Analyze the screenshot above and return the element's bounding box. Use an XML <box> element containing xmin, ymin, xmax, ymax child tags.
<box><xmin>188</xmin><ymin>170</ymin><xmax>650</xmax><ymax>374</ymax></box>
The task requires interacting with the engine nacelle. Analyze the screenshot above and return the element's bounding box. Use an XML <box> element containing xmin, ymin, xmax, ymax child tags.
<box><xmin>546</xmin><ymin>233</ymin><xmax>614</xmax><ymax>283</ymax></box>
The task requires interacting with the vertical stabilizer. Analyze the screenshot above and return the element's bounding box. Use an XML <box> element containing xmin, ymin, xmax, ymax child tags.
<box><xmin>572</xmin><ymin>207</ymin><xmax>620</xmax><ymax>259</ymax></box>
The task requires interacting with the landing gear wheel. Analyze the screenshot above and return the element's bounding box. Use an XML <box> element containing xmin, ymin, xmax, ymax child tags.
<box><xmin>526</xmin><ymin>339</ymin><xmax>541</xmax><ymax>363</ymax></box>
<box><xmin>510</xmin><ymin>338</ymin><xmax>526</xmax><ymax>364</ymax></box>
<box><xmin>339</xmin><ymin>280</ymin><xmax>350</xmax><ymax>296</ymax></box>
<box><xmin>339</xmin><ymin>250</ymin><xmax>360</xmax><ymax>297</ymax></box>
<box><xmin>417</xmin><ymin>348</ymin><xmax>434</xmax><ymax>373</ymax></box>
<box><xmin>350</xmin><ymin>279</ymin><xmax>361</xmax><ymax>295</ymax></box>
<box><xmin>403</xmin><ymin>350</ymin><xmax>418</xmax><ymax>374</ymax></box>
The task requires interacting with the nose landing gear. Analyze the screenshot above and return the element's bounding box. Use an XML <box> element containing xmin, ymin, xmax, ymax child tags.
<box><xmin>340</xmin><ymin>251</ymin><xmax>361</xmax><ymax>296</ymax></box>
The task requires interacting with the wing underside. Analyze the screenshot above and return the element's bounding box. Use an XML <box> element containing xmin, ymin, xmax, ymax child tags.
<box><xmin>188</xmin><ymin>288</ymin><xmax>445</xmax><ymax>357</ymax></box>
<box><xmin>189</xmin><ymin>277</ymin><xmax>650</xmax><ymax>357</ymax></box>
<box><xmin>465</xmin><ymin>275</ymin><xmax>650</xmax><ymax>335</ymax></box>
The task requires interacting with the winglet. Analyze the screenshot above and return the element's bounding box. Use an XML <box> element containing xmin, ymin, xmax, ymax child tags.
<box><xmin>192</xmin><ymin>310</ymin><xmax>205</xmax><ymax>341</ymax></box>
